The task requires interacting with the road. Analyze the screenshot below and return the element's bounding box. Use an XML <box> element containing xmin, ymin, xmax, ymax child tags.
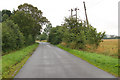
<box><xmin>15</xmin><ymin>42</ymin><xmax>115</xmax><ymax>78</ymax></box>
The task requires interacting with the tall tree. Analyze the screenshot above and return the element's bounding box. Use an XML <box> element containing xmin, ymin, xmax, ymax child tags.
<box><xmin>17</xmin><ymin>3</ymin><xmax>48</xmax><ymax>30</ymax></box>
<box><xmin>12</xmin><ymin>11</ymin><xmax>36</xmax><ymax>45</ymax></box>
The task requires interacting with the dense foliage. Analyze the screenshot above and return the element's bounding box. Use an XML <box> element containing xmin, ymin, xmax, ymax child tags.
<box><xmin>48</xmin><ymin>17</ymin><xmax>105</xmax><ymax>49</ymax></box>
<box><xmin>0</xmin><ymin>11</ymin><xmax>2</xmax><ymax>22</ymax></box>
<box><xmin>36</xmin><ymin>22</ymin><xmax>52</xmax><ymax>41</ymax></box>
<box><xmin>2</xmin><ymin>3</ymin><xmax>49</xmax><ymax>54</ymax></box>
<box><xmin>48</xmin><ymin>26</ymin><xmax>64</xmax><ymax>44</ymax></box>
<box><xmin>40</xmin><ymin>33</ymin><xmax>47</xmax><ymax>41</ymax></box>
<box><xmin>2</xmin><ymin>20</ymin><xmax>24</xmax><ymax>54</ymax></box>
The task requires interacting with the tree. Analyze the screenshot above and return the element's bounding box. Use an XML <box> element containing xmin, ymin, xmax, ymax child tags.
<box><xmin>39</xmin><ymin>33</ymin><xmax>47</xmax><ymax>41</ymax></box>
<box><xmin>2</xmin><ymin>14</ymin><xmax>9</xmax><ymax>22</ymax></box>
<box><xmin>44</xmin><ymin>22</ymin><xmax>52</xmax><ymax>40</ymax></box>
<box><xmin>2</xmin><ymin>20</ymin><xmax>24</xmax><ymax>54</ymax></box>
<box><xmin>48</xmin><ymin>17</ymin><xmax>105</xmax><ymax>49</ymax></box>
<box><xmin>44</xmin><ymin>23</ymin><xmax>52</xmax><ymax>35</ymax></box>
<box><xmin>48</xmin><ymin>26</ymin><xmax>65</xmax><ymax>44</ymax></box>
<box><xmin>12</xmin><ymin>3</ymin><xmax>49</xmax><ymax>45</ymax></box>
<box><xmin>12</xmin><ymin>11</ymin><xmax>37</xmax><ymax>45</ymax></box>
<box><xmin>0</xmin><ymin>11</ymin><xmax>2</xmax><ymax>22</ymax></box>
<box><xmin>17</xmin><ymin>3</ymin><xmax>48</xmax><ymax>30</ymax></box>
<box><xmin>2</xmin><ymin>10</ymin><xmax>12</xmax><ymax>17</ymax></box>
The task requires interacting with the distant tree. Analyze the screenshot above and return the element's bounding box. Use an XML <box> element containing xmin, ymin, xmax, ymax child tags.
<box><xmin>48</xmin><ymin>26</ymin><xmax>64</xmax><ymax>44</ymax></box>
<box><xmin>44</xmin><ymin>23</ymin><xmax>52</xmax><ymax>35</ymax></box>
<box><xmin>39</xmin><ymin>32</ymin><xmax>47</xmax><ymax>41</ymax></box>
<box><xmin>103</xmin><ymin>34</ymin><xmax>107</xmax><ymax>39</ymax></box>
<box><xmin>2</xmin><ymin>14</ymin><xmax>9</xmax><ymax>22</ymax></box>
<box><xmin>2</xmin><ymin>10</ymin><xmax>12</xmax><ymax>17</ymax></box>
<box><xmin>110</xmin><ymin>35</ymin><xmax>115</xmax><ymax>38</ymax></box>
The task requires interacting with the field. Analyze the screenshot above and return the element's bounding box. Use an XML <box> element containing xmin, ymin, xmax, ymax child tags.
<box><xmin>57</xmin><ymin>45</ymin><xmax>119</xmax><ymax>77</ymax></box>
<box><xmin>87</xmin><ymin>39</ymin><xmax>118</xmax><ymax>58</ymax></box>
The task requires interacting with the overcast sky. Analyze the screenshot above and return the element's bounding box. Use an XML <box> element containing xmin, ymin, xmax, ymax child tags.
<box><xmin>0</xmin><ymin>0</ymin><xmax>119</xmax><ymax>35</ymax></box>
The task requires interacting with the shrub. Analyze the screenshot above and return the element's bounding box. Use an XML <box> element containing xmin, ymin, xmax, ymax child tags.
<box><xmin>48</xmin><ymin>26</ymin><xmax>63</xmax><ymax>45</ymax></box>
<box><xmin>2</xmin><ymin>20</ymin><xmax>25</xmax><ymax>54</ymax></box>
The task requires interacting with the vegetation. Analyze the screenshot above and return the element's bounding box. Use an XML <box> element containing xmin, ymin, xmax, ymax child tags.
<box><xmin>48</xmin><ymin>26</ymin><xmax>63</xmax><ymax>44</ymax></box>
<box><xmin>1</xmin><ymin>3</ymin><xmax>49</xmax><ymax>78</ymax></box>
<box><xmin>2</xmin><ymin>3</ymin><xmax>49</xmax><ymax>54</ymax></box>
<box><xmin>0</xmin><ymin>23</ymin><xmax>1</xmax><ymax>80</ymax></box>
<box><xmin>2</xmin><ymin>20</ymin><xmax>24</xmax><ymax>54</ymax></box>
<box><xmin>57</xmin><ymin>45</ymin><xmax>119</xmax><ymax>77</ymax></box>
<box><xmin>44</xmin><ymin>23</ymin><xmax>52</xmax><ymax>36</ymax></box>
<box><xmin>39</xmin><ymin>33</ymin><xmax>47</xmax><ymax>41</ymax></box>
<box><xmin>47</xmin><ymin>17</ymin><xmax>119</xmax><ymax>77</ymax></box>
<box><xmin>1</xmin><ymin>2</ymin><xmax>119</xmax><ymax>78</ymax></box>
<box><xmin>36</xmin><ymin>22</ymin><xmax>52</xmax><ymax>41</ymax></box>
<box><xmin>2</xmin><ymin>10</ymin><xmax>12</xmax><ymax>17</ymax></box>
<box><xmin>86</xmin><ymin>39</ymin><xmax>118</xmax><ymax>58</ymax></box>
<box><xmin>48</xmin><ymin>17</ymin><xmax>105</xmax><ymax>49</ymax></box>
<box><xmin>0</xmin><ymin>11</ymin><xmax>2</xmax><ymax>22</ymax></box>
<box><xmin>2</xmin><ymin>43</ymin><xmax>39</xmax><ymax>78</ymax></box>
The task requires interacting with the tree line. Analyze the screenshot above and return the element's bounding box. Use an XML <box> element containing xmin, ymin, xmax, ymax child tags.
<box><xmin>47</xmin><ymin>17</ymin><xmax>105</xmax><ymax>50</ymax></box>
<box><xmin>1</xmin><ymin>3</ymin><xmax>49</xmax><ymax>55</ymax></box>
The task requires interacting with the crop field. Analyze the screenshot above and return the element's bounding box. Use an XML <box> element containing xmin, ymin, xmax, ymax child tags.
<box><xmin>88</xmin><ymin>39</ymin><xmax>119</xmax><ymax>58</ymax></box>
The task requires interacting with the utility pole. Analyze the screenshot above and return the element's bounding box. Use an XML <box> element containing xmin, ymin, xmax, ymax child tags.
<box><xmin>69</xmin><ymin>9</ymin><xmax>73</xmax><ymax>17</ymax></box>
<box><xmin>83</xmin><ymin>1</ymin><xmax>89</xmax><ymax>27</ymax></box>
<box><xmin>75</xmin><ymin>8</ymin><xmax>79</xmax><ymax>21</ymax></box>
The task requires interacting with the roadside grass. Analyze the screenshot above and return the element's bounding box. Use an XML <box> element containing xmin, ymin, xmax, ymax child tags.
<box><xmin>57</xmin><ymin>44</ymin><xmax>119</xmax><ymax>77</ymax></box>
<box><xmin>1</xmin><ymin>43</ymin><xmax>39</xmax><ymax>78</ymax></box>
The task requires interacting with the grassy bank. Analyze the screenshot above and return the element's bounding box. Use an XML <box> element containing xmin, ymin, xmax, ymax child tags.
<box><xmin>57</xmin><ymin>45</ymin><xmax>119</xmax><ymax>77</ymax></box>
<box><xmin>1</xmin><ymin>43</ymin><xmax>39</xmax><ymax>78</ymax></box>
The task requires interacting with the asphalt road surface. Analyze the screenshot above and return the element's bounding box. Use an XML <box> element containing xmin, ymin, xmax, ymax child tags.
<box><xmin>15</xmin><ymin>42</ymin><xmax>115</xmax><ymax>78</ymax></box>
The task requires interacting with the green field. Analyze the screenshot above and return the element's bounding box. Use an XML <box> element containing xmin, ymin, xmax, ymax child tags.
<box><xmin>1</xmin><ymin>43</ymin><xmax>39</xmax><ymax>78</ymax></box>
<box><xmin>57</xmin><ymin>45</ymin><xmax>119</xmax><ymax>77</ymax></box>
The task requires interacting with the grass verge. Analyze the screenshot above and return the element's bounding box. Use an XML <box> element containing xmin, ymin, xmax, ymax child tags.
<box><xmin>57</xmin><ymin>44</ymin><xmax>119</xmax><ymax>77</ymax></box>
<box><xmin>1</xmin><ymin>43</ymin><xmax>39</xmax><ymax>78</ymax></box>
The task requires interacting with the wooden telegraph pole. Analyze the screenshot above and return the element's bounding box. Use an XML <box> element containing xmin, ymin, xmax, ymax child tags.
<box><xmin>83</xmin><ymin>1</ymin><xmax>89</xmax><ymax>27</ymax></box>
<box><xmin>69</xmin><ymin>9</ymin><xmax>73</xmax><ymax>17</ymax></box>
<box><xmin>75</xmin><ymin>8</ymin><xmax>79</xmax><ymax>21</ymax></box>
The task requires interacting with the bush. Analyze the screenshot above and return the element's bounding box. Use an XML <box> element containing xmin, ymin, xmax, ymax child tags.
<box><xmin>48</xmin><ymin>17</ymin><xmax>105</xmax><ymax>50</ymax></box>
<box><xmin>39</xmin><ymin>33</ymin><xmax>47</xmax><ymax>41</ymax></box>
<box><xmin>26</xmin><ymin>34</ymin><xmax>34</xmax><ymax>45</ymax></box>
<box><xmin>48</xmin><ymin>26</ymin><xmax>63</xmax><ymax>45</ymax></box>
<box><xmin>2</xmin><ymin>20</ymin><xmax>25</xmax><ymax>54</ymax></box>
